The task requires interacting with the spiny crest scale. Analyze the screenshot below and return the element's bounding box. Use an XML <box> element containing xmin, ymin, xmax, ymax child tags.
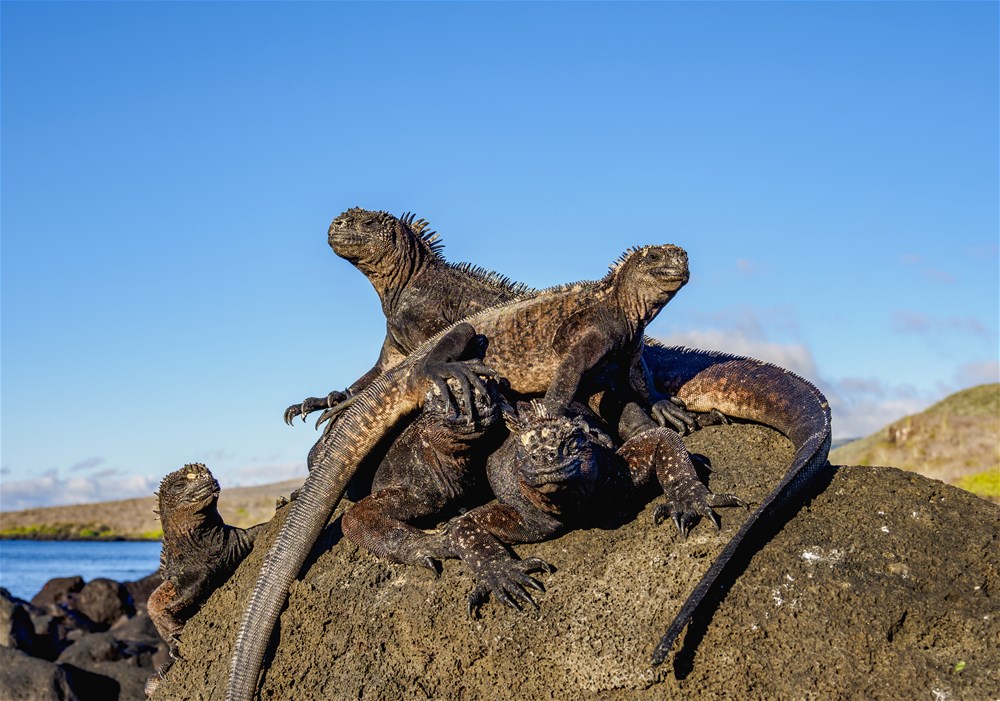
<box><xmin>448</xmin><ymin>262</ymin><xmax>535</xmax><ymax>297</ymax></box>
<box><xmin>397</xmin><ymin>210</ymin><xmax>445</xmax><ymax>256</ymax></box>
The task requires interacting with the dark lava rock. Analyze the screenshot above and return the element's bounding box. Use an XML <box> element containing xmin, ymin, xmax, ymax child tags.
<box><xmin>71</xmin><ymin>578</ymin><xmax>135</xmax><ymax>630</ymax></box>
<box><xmin>1</xmin><ymin>588</ymin><xmax>38</xmax><ymax>653</ymax></box>
<box><xmin>0</xmin><ymin>647</ymin><xmax>78</xmax><ymax>701</ymax></box>
<box><xmin>56</xmin><ymin>631</ymin><xmax>157</xmax><ymax>701</ymax></box>
<box><xmin>31</xmin><ymin>577</ymin><xmax>84</xmax><ymax>610</ymax></box>
<box><xmin>124</xmin><ymin>573</ymin><xmax>162</xmax><ymax>612</ymax></box>
<box><xmin>150</xmin><ymin>424</ymin><xmax>1000</xmax><ymax>700</ymax></box>
<box><xmin>57</xmin><ymin>632</ymin><xmax>123</xmax><ymax>665</ymax></box>
<box><xmin>110</xmin><ymin>610</ymin><xmax>161</xmax><ymax>644</ymax></box>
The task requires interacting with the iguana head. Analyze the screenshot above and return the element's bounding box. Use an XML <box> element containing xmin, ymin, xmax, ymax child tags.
<box><xmin>506</xmin><ymin>403</ymin><xmax>608</xmax><ymax>502</ymax></box>
<box><xmin>156</xmin><ymin>463</ymin><xmax>221</xmax><ymax>516</ymax></box>
<box><xmin>608</xmin><ymin>244</ymin><xmax>690</xmax><ymax>319</ymax></box>
<box><xmin>328</xmin><ymin>208</ymin><xmax>443</xmax><ymax>277</ymax></box>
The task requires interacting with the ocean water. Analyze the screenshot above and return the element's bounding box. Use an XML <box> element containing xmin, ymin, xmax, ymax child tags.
<box><xmin>0</xmin><ymin>539</ymin><xmax>162</xmax><ymax>601</ymax></box>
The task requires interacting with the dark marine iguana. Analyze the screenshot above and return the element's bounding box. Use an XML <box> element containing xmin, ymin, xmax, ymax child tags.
<box><xmin>145</xmin><ymin>463</ymin><xmax>267</xmax><ymax>696</ymax></box>
<box><xmin>287</xmin><ymin>209</ymin><xmax>832</xmax><ymax>668</ymax></box>
<box><xmin>424</xmin><ymin>400</ymin><xmax>719</xmax><ymax>615</ymax></box>
<box><xmin>229</xmin><ymin>244</ymin><xmax>700</xmax><ymax>701</ymax></box>
<box><xmin>340</xmin><ymin>372</ymin><xmax>507</xmax><ymax>571</ymax></box>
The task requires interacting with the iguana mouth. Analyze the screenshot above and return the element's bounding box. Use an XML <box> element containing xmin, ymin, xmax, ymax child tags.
<box><xmin>521</xmin><ymin>456</ymin><xmax>588</xmax><ymax>488</ymax></box>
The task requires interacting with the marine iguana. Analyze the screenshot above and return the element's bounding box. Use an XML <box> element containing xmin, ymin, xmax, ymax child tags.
<box><xmin>287</xmin><ymin>208</ymin><xmax>697</xmax><ymax>433</ymax></box>
<box><xmin>425</xmin><ymin>400</ymin><xmax>727</xmax><ymax>615</ymax></box>
<box><xmin>283</xmin><ymin>209</ymin><xmax>532</xmax><ymax>425</ymax></box>
<box><xmin>304</xmin><ymin>209</ymin><xmax>832</xmax><ymax>667</ymax></box>
<box><xmin>340</xmin><ymin>374</ymin><xmax>506</xmax><ymax>570</ymax></box>
<box><xmin>229</xmin><ymin>244</ymin><xmax>699</xmax><ymax>701</ymax></box>
<box><xmin>145</xmin><ymin>463</ymin><xmax>266</xmax><ymax>696</ymax></box>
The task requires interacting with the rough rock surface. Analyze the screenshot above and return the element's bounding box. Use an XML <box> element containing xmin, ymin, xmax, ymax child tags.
<box><xmin>30</xmin><ymin>577</ymin><xmax>85</xmax><ymax>610</ymax></box>
<box><xmin>2</xmin><ymin>578</ymin><xmax>166</xmax><ymax>701</ymax></box>
<box><xmin>72</xmin><ymin>578</ymin><xmax>135</xmax><ymax>630</ymax></box>
<box><xmin>0</xmin><ymin>647</ymin><xmax>79</xmax><ymax>701</ymax></box>
<box><xmin>151</xmin><ymin>424</ymin><xmax>1000</xmax><ymax>701</ymax></box>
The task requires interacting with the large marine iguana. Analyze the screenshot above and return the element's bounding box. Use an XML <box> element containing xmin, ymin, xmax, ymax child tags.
<box><xmin>287</xmin><ymin>209</ymin><xmax>832</xmax><ymax>668</ymax></box>
<box><xmin>229</xmin><ymin>244</ymin><xmax>699</xmax><ymax>701</ymax></box>
<box><xmin>145</xmin><ymin>463</ymin><xmax>267</xmax><ymax>695</ymax></box>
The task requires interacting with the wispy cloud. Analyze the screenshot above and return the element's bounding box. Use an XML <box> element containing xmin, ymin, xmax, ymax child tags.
<box><xmin>658</xmin><ymin>329</ymin><xmax>818</xmax><ymax>379</ymax></box>
<box><xmin>735</xmin><ymin>259</ymin><xmax>766</xmax><ymax>277</ymax></box>
<box><xmin>69</xmin><ymin>457</ymin><xmax>105</xmax><ymax>472</ymax></box>
<box><xmin>891</xmin><ymin>310</ymin><xmax>990</xmax><ymax>339</ymax></box>
<box><xmin>955</xmin><ymin>360</ymin><xmax>1000</xmax><ymax>387</ymax></box>
<box><xmin>217</xmin><ymin>461</ymin><xmax>307</xmax><ymax>488</ymax></box>
<box><xmin>899</xmin><ymin>253</ymin><xmax>955</xmax><ymax>285</ymax></box>
<box><xmin>1</xmin><ymin>469</ymin><xmax>160</xmax><ymax>512</ymax></box>
<box><xmin>921</xmin><ymin>269</ymin><xmax>955</xmax><ymax>285</ymax></box>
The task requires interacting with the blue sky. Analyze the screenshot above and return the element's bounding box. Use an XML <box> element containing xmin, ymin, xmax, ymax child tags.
<box><xmin>2</xmin><ymin>2</ymin><xmax>997</xmax><ymax>510</ymax></box>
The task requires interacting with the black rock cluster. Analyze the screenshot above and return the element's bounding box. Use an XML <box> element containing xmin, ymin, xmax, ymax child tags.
<box><xmin>1</xmin><ymin>573</ymin><xmax>167</xmax><ymax>701</ymax></box>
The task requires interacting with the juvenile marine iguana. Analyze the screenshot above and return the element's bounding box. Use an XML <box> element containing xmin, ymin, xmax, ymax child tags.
<box><xmin>145</xmin><ymin>463</ymin><xmax>266</xmax><ymax>696</ymax></box>
<box><xmin>229</xmin><ymin>245</ymin><xmax>700</xmax><ymax>701</ymax></box>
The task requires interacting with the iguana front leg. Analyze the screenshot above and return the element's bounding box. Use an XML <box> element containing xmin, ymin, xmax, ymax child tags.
<box><xmin>617</xmin><ymin>406</ymin><xmax>745</xmax><ymax>538</ymax></box>
<box><xmin>543</xmin><ymin>328</ymin><xmax>613</xmax><ymax>416</ymax></box>
<box><xmin>431</xmin><ymin>503</ymin><xmax>556</xmax><ymax>615</ymax></box>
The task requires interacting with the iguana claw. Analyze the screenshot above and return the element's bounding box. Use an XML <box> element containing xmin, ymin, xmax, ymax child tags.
<box><xmin>284</xmin><ymin>390</ymin><xmax>348</xmax><ymax>425</ymax></box>
<box><xmin>654</xmin><ymin>487</ymin><xmax>746</xmax><ymax>539</ymax></box>
<box><xmin>651</xmin><ymin>397</ymin><xmax>699</xmax><ymax>435</ymax></box>
<box><xmin>466</xmin><ymin>557</ymin><xmax>553</xmax><ymax>618</ymax></box>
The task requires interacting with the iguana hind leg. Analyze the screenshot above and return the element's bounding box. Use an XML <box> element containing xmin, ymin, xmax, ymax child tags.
<box><xmin>342</xmin><ymin>485</ymin><xmax>456</xmax><ymax>573</ymax></box>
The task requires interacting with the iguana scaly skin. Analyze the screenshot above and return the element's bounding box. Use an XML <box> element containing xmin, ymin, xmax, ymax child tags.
<box><xmin>229</xmin><ymin>245</ymin><xmax>691</xmax><ymax>701</ymax></box>
<box><xmin>145</xmin><ymin>463</ymin><xmax>266</xmax><ymax>696</ymax></box>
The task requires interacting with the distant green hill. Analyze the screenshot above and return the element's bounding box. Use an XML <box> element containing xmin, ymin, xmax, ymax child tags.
<box><xmin>830</xmin><ymin>383</ymin><xmax>999</xmax><ymax>502</ymax></box>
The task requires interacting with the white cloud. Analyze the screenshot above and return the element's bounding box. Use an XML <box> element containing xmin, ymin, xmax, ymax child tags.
<box><xmin>0</xmin><ymin>469</ymin><xmax>160</xmax><ymax>512</ymax></box>
<box><xmin>69</xmin><ymin>457</ymin><xmax>105</xmax><ymax>472</ymax></box>
<box><xmin>217</xmin><ymin>461</ymin><xmax>307</xmax><ymax>488</ymax></box>
<box><xmin>654</xmin><ymin>325</ymin><xmax>949</xmax><ymax>440</ymax></box>
<box><xmin>656</xmin><ymin>329</ymin><xmax>818</xmax><ymax>379</ymax></box>
<box><xmin>954</xmin><ymin>361</ymin><xmax>1000</xmax><ymax>387</ymax></box>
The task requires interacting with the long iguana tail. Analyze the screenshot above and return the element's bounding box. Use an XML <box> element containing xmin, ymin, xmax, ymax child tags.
<box><xmin>643</xmin><ymin>344</ymin><xmax>832</xmax><ymax>666</ymax></box>
<box><xmin>226</xmin><ymin>323</ymin><xmax>483</xmax><ymax>701</ymax></box>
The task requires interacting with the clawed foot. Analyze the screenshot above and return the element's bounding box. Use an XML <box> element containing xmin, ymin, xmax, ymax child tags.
<box><xmin>651</xmin><ymin>397</ymin><xmax>699</xmax><ymax>435</ymax></box>
<box><xmin>283</xmin><ymin>390</ymin><xmax>348</xmax><ymax>425</ymax></box>
<box><xmin>466</xmin><ymin>557</ymin><xmax>554</xmax><ymax>617</ymax></box>
<box><xmin>418</xmin><ymin>324</ymin><xmax>499</xmax><ymax>419</ymax></box>
<box><xmin>653</xmin><ymin>484</ymin><xmax>746</xmax><ymax>539</ymax></box>
<box><xmin>144</xmin><ymin>660</ymin><xmax>174</xmax><ymax>697</ymax></box>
